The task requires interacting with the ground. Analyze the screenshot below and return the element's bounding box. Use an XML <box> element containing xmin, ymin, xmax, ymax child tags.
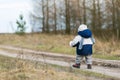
<box><xmin>0</xmin><ymin>45</ymin><xmax>119</xmax><ymax>80</ymax></box>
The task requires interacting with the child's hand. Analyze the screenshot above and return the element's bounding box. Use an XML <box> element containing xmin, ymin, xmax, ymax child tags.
<box><xmin>69</xmin><ymin>41</ymin><xmax>73</xmax><ymax>47</ymax></box>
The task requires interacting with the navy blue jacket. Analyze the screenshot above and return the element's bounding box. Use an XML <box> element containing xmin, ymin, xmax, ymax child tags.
<box><xmin>75</xmin><ymin>29</ymin><xmax>94</xmax><ymax>56</ymax></box>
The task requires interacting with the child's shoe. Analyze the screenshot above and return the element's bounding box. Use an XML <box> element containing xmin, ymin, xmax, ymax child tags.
<box><xmin>72</xmin><ymin>63</ymin><xmax>80</xmax><ymax>68</ymax></box>
<box><xmin>87</xmin><ymin>64</ymin><xmax>92</xmax><ymax>69</ymax></box>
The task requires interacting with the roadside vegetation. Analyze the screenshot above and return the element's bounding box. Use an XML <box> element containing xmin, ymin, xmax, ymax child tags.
<box><xmin>0</xmin><ymin>55</ymin><xmax>117</xmax><ymax>80</ymax></box>
<box><xmin>0</xmin><ymin>33</ymin><xmax>120</xmax><ymax>60</ymax></box>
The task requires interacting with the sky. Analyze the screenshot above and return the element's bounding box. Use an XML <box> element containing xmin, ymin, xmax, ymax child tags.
<box><xmin>0</xmin><ymin>0</ymin><xmax>32</xmax><ymax>33</ymax></box>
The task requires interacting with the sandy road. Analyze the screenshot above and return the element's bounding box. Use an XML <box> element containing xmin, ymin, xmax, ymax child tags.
<box><xmin>0</xmin><ymin>45</ymin><xmax>120</xmax><ymax>79</ymax></box>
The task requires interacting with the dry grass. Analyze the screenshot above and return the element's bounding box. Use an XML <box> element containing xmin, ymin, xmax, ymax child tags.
<box><xmin>0</xmin><ymin>33</ymin><xmax>120</xmax><ymax>60</ymax></box>
<box><xmin>93</xmin><ymin>37</ymin><xmax>120</xmax><ymax>60</ymax></box>
<box><xmin>94</xmin><ymin>38</ymin><xmax>119</xmax><ymax>54</ymax></box>
<box><xmin>0</xmin><ymin>55</ymin><xmax>95</xmax><ymax>80</ymax></box>
<box><xmin>0</xmin><ymin>34</ymin><xmax>75</xmax><ymax>54</ymax></box>
<box><xmin>0</xmin><ymin>34</ymin><xmax>119</xmax><ymax>80</ymax></box>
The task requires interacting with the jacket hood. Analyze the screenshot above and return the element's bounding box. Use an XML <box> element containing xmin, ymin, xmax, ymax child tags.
<box><xmin>78</xmin><ymin>29</ymin><xmax>92</xmax><ymax>38</ymax></box>
<box><xmin>78</xmin><ymin>24</ymin><xmax>88</xmax><ymax>31</ymax></box>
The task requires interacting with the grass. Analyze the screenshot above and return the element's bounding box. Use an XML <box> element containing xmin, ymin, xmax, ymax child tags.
<box><xmin>51</xmin><ymin>64</ymin><xmax>118</xmax><ymax>80</ymax></box>
<box><xmin>0</xmin><ymin>34</ymin><xmax>75</xmax><ymax>55</ymax></box>
<box><xmin>0</xmin><ymin>55</ymin><xmax>118</xmax><ymax>80</ymax></box>
<box><xmin>0</xmin><ymin>33</ymin><xmax>120</xmax><ymax>60</ymax></box>
<box><xmin>93</xmin><ymin>54</ymin><xmax>120</xmax><ymax>60</ymax></box>
<box><xmin>0</xmin><ymin>55</ymin><xmax>84</xmax><ymax>80</ymax></box>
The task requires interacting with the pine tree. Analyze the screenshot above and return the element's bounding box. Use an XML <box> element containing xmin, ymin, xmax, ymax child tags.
<box><xmin>16</xmin><ymin>14</ymin><xmax>26</xmax><ymax>35</ymax></box>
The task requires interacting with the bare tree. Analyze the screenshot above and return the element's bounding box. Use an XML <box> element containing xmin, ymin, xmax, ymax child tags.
<box><xmin>112</xmin><ymin>0</ymin><xmax>116</xmax><ymax>31</ymax></box>
<box><xmin>116</xmin><ymin>0</ymin><xmax>120</xmax><ymax>28</ymax></box>
<box><xmin>115</xmin><ymin>0</ymin><xmax>120</xmax><ymax>39</ymax></box>
<box><xmin>53</xmin><ymin>0</ymin><xmax>57</xmax><ymax>33</ymax></box>
<box><xmin>42</xmin><ymin>0</ymin><xmax>45</xmax><ymax>32</ymax></box>
<box><xmin>30</xmin><ymin>0</ymin><xmax>120</xmax><ymax>38</ymax></box>
<box><xmin>91</xmin><ymin>0</ymin><xmax>97</xmax><ymax>30</ymax></box>
<box><xmin>77</xmin><ymin>0</ymin><xmax>82</xmax><ymax>24</ymax></box>
<box><xmin>65</xmin><ymin>0</ymin><xmax>71</xmax><ymax>34</ymax></box>
<box><xmin>46</xmin><ymin>0</ymin><xmax>50</xmax><ymax>33</ymax></box>
<box><xmin>97</xmin><ymin>0</ymin><xmax>102</xmax><ymax>29</ymax></box>
<box><xmin>83</xmin><ymin>0</ymin><xmax>86</xmax><ymax>24</ymax></box>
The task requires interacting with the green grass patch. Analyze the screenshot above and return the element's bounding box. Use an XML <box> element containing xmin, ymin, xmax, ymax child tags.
<box><xmin>93</xmin><ymin>53</ymin><xmax>120</xmax><ymax>60</ymax></box>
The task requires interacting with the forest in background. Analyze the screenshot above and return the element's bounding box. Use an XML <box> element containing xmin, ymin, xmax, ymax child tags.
<box><xmin>29</xmin><ymin>0</ymin><xmax>120</xmax><ymax>39</ymax></box>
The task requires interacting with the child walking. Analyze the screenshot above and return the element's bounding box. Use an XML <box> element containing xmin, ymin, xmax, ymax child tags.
<box><xmin>69</xmin><ymin>24</ymin><xmax>95</xmax><ymax>69</ymax></box>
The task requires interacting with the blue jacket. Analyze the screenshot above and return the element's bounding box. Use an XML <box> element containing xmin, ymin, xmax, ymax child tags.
<box><xmin>70</xmin><ymin>29</ymin><xmax>95</xmax><ymax>56</ymax></box>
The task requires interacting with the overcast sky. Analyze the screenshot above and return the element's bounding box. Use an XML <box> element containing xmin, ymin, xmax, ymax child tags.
<box><xmin>0</xmin><ymin>0</ymin><xmax>32</xmax><ymax>33</ymax></box>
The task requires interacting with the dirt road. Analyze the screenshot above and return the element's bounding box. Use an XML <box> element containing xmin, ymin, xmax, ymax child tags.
<box><xmin>0</xmin><ymin>45</ymin><xmax>120</xmax><ymax>79</ymax></box>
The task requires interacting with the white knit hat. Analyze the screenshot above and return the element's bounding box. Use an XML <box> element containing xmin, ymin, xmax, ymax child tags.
<box><xmin>78</xmin><ymin>24</ymin><xmax>88</xmax><ymax>31</ymax></box>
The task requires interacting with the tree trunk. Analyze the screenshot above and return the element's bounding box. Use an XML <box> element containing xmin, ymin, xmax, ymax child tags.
<box><xmin>77</xmin><ymin>0</ymin><xmax>82</xmax><ymax>24</ymax></box>
<box><xmin>92</xmin><ymin>0</ymin><xmax>97</xmax><ymax>30</ymax></box>
<box><xmin>83</xmin><ymin>0</ymin><xmax>86</xmax><ymax>24</ymax></box>
<box><xmin>42</xmin><ymin>0</ymin><xmax>45</xmax><ymax>32</ymax></box>
<box><xmin>54</xmin><ymin>0</ymin><xmax>57</xmax><ymax>34</ymax></box>
<box><xmin>97</xmin><ymin>0</ymin><xmax>102</xmax><ymax>30</ymax></box>
<box><xmin>112</xmin><ymin>0</ymin><xmax>116</xmax><ymax>31</ymax></box>
<box><xmin>116</xmin><ymin>0</ymin><xmax>120</xmax><ymax>39</ymax></box>
<box><xmin>46</xmin><ymin>0</ymin><xmax>49</xmax><ymax>33</ymax></box>
<box><xmin>65</xmin><ymin>0</ymin><xmax>71</xmax><ymax>34</ymax></box>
